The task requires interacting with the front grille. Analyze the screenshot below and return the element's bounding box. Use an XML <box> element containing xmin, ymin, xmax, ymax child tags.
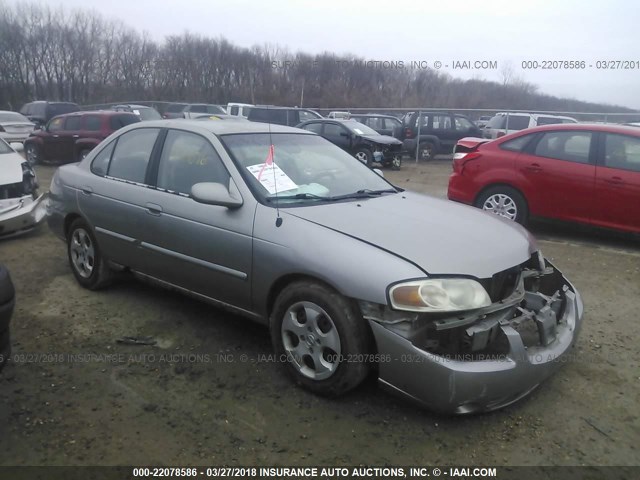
<box><xmin>479</xmin><ymin>254</ymin><xmax>539</xmax><ymax>302</ymax></box>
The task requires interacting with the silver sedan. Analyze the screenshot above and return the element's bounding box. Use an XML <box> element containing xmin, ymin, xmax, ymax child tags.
<box><xmin>47</xmin><ymin>120</ymin><xmax>584</xmax><ymax>414</ymax></box>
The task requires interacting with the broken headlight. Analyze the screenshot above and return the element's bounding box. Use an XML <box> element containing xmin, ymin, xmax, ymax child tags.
<box><xmin>21</xmin><ymin>162</ymin><xmax>38</xmax><ymax>194</ymax></box>
<box><xmin>389</xmin><ymin>278</ymin><xmax>492</xmax><ymax>313</ymax></box>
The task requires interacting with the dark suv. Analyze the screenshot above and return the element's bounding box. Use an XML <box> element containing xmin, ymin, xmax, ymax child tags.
<box><xmin>0</xmin><ymin>265</ymin><xmax>14</xmax><ymax>373</ymax></box>
<box><xmin>402</xmin><ymin>112</ymin><xmax>482</xmax><ymax>160</ymax></box>
<box><xmin>24</xmin><ymin>110</ymin><xmax>140</xmax><ymax>164</ymax></box>
<box><xmin>19</xmin><ymin>101</ymin><xmax>79</xmax><ymax>127</ymax></box>
<box><xmin>248</xmin><ymin>106</ymin><xmax>322</xmax><ymax>126</ymax></box>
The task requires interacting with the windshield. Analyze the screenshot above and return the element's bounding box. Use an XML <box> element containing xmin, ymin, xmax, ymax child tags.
<box><xmin>0</xmin><ymin>139</ymin><xmax>14</xmax><ymax>154</ymax></box>
<box><xmin>0</xmin><ymin>112</ymin><xmax>30</xmax><ymax>123</ymax></box>
<box><xmin>221</xmin><ymin>133</ymin><xmax>395</xmax><ymax>205</ymax></box>
<box><xmin>344</xmin><ymin>121</ymin><xmax>380</xmax><ymax>136</ymax></box>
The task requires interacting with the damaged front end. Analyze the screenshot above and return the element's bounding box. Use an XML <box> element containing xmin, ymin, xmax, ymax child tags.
<box><xmin>362</xmin><ymin>253</ymin><xmax>584</xmax><ymax>414</ymax></box>
<box><xmin>0</xmin><ymin>162</ymin><xmax>46</xmax><ymax>238</ymax></box>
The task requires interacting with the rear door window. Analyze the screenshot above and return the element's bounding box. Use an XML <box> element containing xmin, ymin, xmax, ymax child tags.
<box><xmin>500</xmin><ymin>133</ymin><xmax>536</xmax><ymax>152</ymax></box>
<box><xmin>108</xmin><ymin>128</ymin><xmax>160</xmax><ymax>184</ymax></box>
<box><xmin>432</xmin><ymin>115</ymin><xmax>452</xmax><ymax>130</ymax></box>
<box><xmin>603</xmin><ymin>133</ymin><xmax>640</xmax><ymax>172</ymax></box>
<box><xmin>534</xmin><ymin>131</ymin><xmax>592</xmax><ymax>164</ymax></box>
<box><xmin>84</xmin><ymin>115</ymin><xmax>102</xmax><ymax>131</ymax></box>
<box><xmin>64</xmin><ymin>116</ymin><xmax>82</xmax><ymax>130</ymax></box>
<box><xmin>504</xmin><ymin>115</ymin><xmax>530</xmax><ymax>131</ymax></box>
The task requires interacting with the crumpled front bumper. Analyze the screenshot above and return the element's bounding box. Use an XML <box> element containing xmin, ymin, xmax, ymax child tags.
<box><xmin>0</xmin><ymin>193</ymin><xmax>47</xmax><ymax>238</ymax></box>
<box><xmin>370</xmin><ymin>264</ymin><xmax>584</xmax><ymax>414</ymax></box>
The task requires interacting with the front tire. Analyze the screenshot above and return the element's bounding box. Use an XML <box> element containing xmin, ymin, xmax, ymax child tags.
<box><xmin>25</xmin><ymin>144</ymin><xmax>39</xmax><ymax>165</ymax></box>
<box><xmin>67</xmin><ymin>219</ymin><xmax>113</xmax><ymax>290</ymax></box>
<box><xmin>270</xmin><ymin>281</ymin><xmax>371</xmax><ymax>397</ymax></box>
<box><xmin>353</xmin><ymin>147</ymin><xmax>373</xmax><ymax>167</ymax></box>
<box><xmin>475</xmin><ymin>186</ymin><xmax>528</xmax><ymax>225</ymax></box>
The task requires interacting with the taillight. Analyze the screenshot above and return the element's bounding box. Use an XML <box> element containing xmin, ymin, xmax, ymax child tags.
<box><xmin>452</xmin><ymin>151</ymin><xmax>482</xmax><ymax>174</ymax></box>
<box><xmin>404</xmin><ymin>127</ymin><xmax>414</xmax><ymax>138</ymax></box>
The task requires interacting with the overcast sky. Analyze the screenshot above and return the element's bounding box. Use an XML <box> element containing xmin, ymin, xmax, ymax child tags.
<box><xmin>22</xmin><ymin>0</ymin><xmax>640</xmax><ymax>109</ymax></box>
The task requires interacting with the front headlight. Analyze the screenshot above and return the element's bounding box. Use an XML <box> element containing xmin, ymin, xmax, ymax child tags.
<box><xmin>388</xmin><ymin>278</ymin><xmax>492</xmax><ymax>312</ymax></box>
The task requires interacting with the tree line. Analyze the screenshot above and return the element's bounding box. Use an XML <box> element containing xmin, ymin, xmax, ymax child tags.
<box><xmin>0</xmin><ymin>1</ymin><xmax>634</xmax><ymax>115</ymax></box>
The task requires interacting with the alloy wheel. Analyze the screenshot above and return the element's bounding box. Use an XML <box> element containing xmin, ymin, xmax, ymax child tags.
<box><xmin>482</xmin><ymin>193</ymin><xmax>518</xmax><ymax>220</ymax></box>
<box><xmin>70</xmin><ymin>228</ymin><xmax>95</xmax><ymax>278</ymax></box>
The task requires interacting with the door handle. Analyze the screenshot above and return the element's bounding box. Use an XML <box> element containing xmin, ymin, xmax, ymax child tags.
<box><xmin>72</xmin><ymin>135</ymin><xmax>79</xmax><ymax>138</ymax></box>
<box><xmin>145</xmin><ymin>203</ymin><xmax>163</xmax><ymax>215</ymax></box>
<box><xmin>53</xmin><ymin>135</ymin><xmax>59</xmax><ymax>138</ymax></box>
<box><xmin>605</xmin><ymin>176</ymin><xmax>623</xmax><ymax>185</ymax></box>
<box><xmin>81</xmin><ymin>186</ymin><xmax>93</xmax><ymax>195</ymax></box>
<box><xmin>525</xmin><ymin>163</ymin><xmax>542</xmax><ymax>173</ymax></box>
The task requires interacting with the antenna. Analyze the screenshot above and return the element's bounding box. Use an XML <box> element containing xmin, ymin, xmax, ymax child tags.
<box><xmin>266</xmin><ymin>107</ymin><xmax>283</xmax><ymax>227</ymax></box>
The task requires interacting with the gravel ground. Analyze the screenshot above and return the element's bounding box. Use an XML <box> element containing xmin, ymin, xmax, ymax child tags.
<box><xmin>0</xmin><ymin>161</ymin><xmax>638</xmax><ymax>466</ymax></box>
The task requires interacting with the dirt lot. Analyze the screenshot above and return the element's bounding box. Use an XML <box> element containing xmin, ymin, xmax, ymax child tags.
<box><xmin>0</xmin><ymin>160</ymin><xmax>639</xmax><ymax>466</ymax></box>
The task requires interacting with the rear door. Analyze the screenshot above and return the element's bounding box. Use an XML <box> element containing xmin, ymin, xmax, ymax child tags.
<box><xmin>516</xmin><ymin>130</ymin><xmax>596</xmax><ymax>223</ymax></box>
<box><xmin>79</xmin><ymin>128</ymin><xmax>162</xmax><ymax>270</ymax></box>
<box><xmin>431</xmin><ymin>114</ymin><xmax>457</xmax><ymax>153</ymax></box>
<box><xmin>593</xmin><ymin>132</ymin><xmax>640</xmax><ymax>233</ymax></box>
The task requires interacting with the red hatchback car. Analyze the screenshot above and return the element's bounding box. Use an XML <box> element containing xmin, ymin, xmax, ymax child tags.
<box><xmin>24</xmin><ymin>110</ymin><xmax>139</xmax><ymax>165</ymax></box>
<box><xmin>447</xmin><ymin>123</ymin><xmax>640</xmax><ymax>234</ymax></box>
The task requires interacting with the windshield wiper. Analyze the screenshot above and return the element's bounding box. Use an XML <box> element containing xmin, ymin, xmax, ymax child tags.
<box><xmin>265</xmin><ymin>192</ymin><xmax>328</xmax><ymax>202</ymax></box>
<box><xmin>327</xmin><ymin>188</ymin><xmax>399</xmax><ymax>201</ymax></box>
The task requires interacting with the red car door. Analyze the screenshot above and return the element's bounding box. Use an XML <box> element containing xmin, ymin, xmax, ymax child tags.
<box><xmin>58</xmin><ymin>115</ymin><xmax>83</xmax><ymax>162</ymax></box>
<box><xmin>593</xmin><ymin>132</ymin><xmax>640</xmax><ymax>233</ymax></box>
<box><xmin>516</xmin><ymin>130</ymin><xmax>596</xmax><ymax>224</ymax></box>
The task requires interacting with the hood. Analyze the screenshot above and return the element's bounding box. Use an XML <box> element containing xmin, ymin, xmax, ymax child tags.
<box><xmin>0</xmin><ymin>152</ymin><xmax>25</xmax><ymax>185</ymax></box>
<box><xmin>284</xmin><ymin>192</ymin><xmax>536</xmax><ymax>279</ymax></box>
<box><xmin>360</xmin><ymin>134</ymin><xmax>402</xmax><ymax>146</ymax></box>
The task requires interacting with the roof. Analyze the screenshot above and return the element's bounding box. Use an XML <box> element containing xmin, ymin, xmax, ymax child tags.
<box><xmin>509</xmin><ymin>122</ymin><xmax>640</xmax><ymax>135</ymax></box>
<box><xmin>57</xmin><ymin>110</ymin><xmax>138</xmax><ymax>118</ymax></box>
<box><xmin>138</xmin><ymin>119</ymin><xmax>313</xmax><ymax>135</ymax></box>
<box><xmin>350</xmin><ymin>113</ymin><xmax>401</xmax><ymax>119</ymax></box>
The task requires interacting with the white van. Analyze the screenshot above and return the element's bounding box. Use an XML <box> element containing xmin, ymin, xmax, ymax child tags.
<box><xmin>226</xmin><ymin>103</ymin><xmax>254</xmax><ymax>118</ymax></box>
<box><xmin>483</xmin><ymin>112</ymin><xmax>578</xmax><ymax>139</ymax></box>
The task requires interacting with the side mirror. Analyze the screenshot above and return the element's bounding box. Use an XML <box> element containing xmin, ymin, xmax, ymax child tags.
<box><xmin>191</xmin><ymin>179</ymin><xmax>243</xmax><ymax>208</ymax></box>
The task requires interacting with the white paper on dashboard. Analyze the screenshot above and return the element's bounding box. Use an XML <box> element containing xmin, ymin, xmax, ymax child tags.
<box><xmin>247</xmin><ymin>163</ymin><xmax>298</xmax><ymax>194</ymax></box>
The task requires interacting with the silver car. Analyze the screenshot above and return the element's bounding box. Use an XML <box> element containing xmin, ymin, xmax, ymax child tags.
<box><xmin>1</xmin><ymin>139</ymin><xmax>46</xmax><ymax>238</ymax></box>
<box><xmin>47</xmin><ymin>120</ymin><xmax>584</xmax><ymax>414</ymax></box>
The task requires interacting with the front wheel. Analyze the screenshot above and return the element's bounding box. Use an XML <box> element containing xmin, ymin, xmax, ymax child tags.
<box><xmin>353</xmin><ymin>148</ymin><xmax>373</xmax><ymax>167</ymax></box>
<box><xmin>67</xmin><ymin>219</ymin><xmax>113</xmax><ymax>290</ymax></box>
<box><xmin>25</xmin><ymin>144</ymin><xmax>39</xmax><ymax>165</ymax></box>
<box><xmin>270</xmin><ymin>281</ymin><xmax>372</xmax><ymax>397</ymax></box>
<box><xmin>475</xmin><ymin>186</ymin><xmax>528</xmax><ymax>225</ymax></box>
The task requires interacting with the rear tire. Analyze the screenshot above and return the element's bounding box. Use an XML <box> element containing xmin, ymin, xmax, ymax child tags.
<box><xmin>270</xmin><ymin>281</ymin><xmax>371</xmax><ymax>397</ymax></box>
<box><xmin>419</xmin><ymin>142</ymin><xmax>435</xmax><ymax>161</ymax></box>
<box><xmin>67</xmin><ymin>219</ymin><xmax>113</xmax><ymax>290</ymax></box>
<box><xmin>475</xmin><ymin>186</ymin><xmax>528</xmax><ymax>225</ymax></box>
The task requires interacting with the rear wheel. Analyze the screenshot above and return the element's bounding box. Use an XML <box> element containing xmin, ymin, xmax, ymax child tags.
<box><xmin>475</xmin><ymin>186</ymin><xmax>528</xmax><ymax>225</ymax></box>
<box><xmin>67</xmin><ymin>219</ymin><xmax>113</xmax><ymax>290</ymax></box>
<box><xmin>419</xmin><ymin>142</ymin><xmax>435</xmax><ymax>161</ymax></box>
<box><xmin>270</xmin><ymin>281</ymin><xmax>371</xmax><ymax>397</ymax></box>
